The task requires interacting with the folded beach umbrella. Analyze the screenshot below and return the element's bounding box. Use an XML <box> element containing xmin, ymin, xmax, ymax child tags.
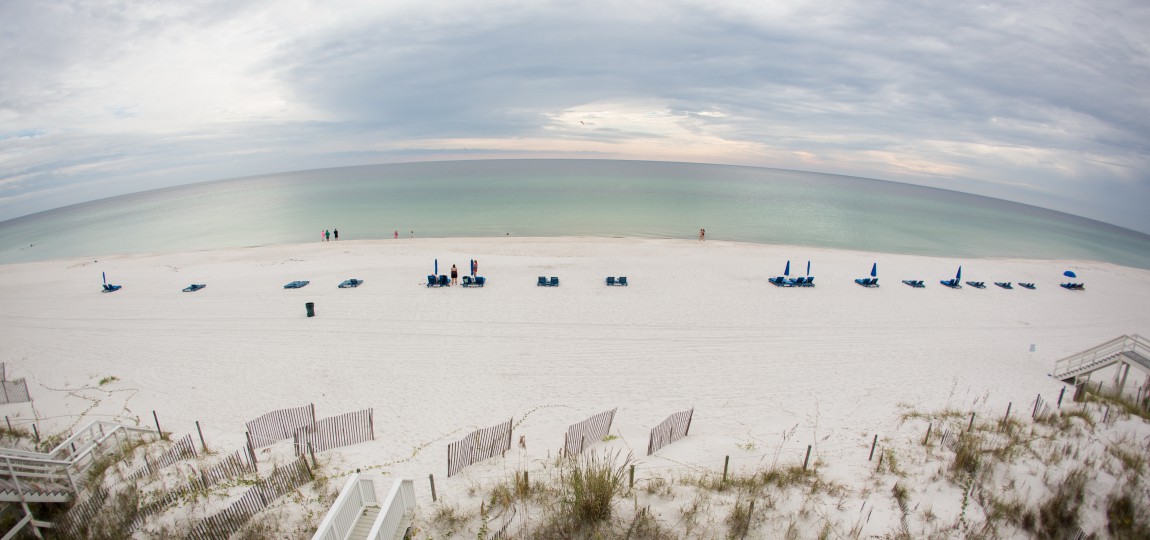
<box><xmin>435</xmin><ymin>259</ymin><xmax>438</xmax><ymax>275</ymax></box>
<box><xmin>102</xmin><ymin>271</ymin><xmax>107</xmax><ymax>285</ymax></box>
<box><xmin>956</xmin><ymin>266</ymin><xmax>962</xmax><ymax>281</ymax></box>
<box><xmin>784</xmin><ymin>260</ymin><xmax>791</xmax><ymax>276</ymax></box>
<box><xmin>806</xmin><ymin>261</ymin><xmax>811</xmax><ymax>276</ymax></box>
<box><xmin>1063</xmin><ymin>270</ymin><xmax>1077</xmax><ymax>278</ymax></box>
<box><xmin>870</xmin><ymin>262</ymin><xmax>877</xmax><ymax>278</ymax></box>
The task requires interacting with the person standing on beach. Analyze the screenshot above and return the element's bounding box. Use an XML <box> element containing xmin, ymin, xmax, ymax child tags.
<box><xmin>325</xmin><ymin>230</ymin><xmax>330</xmax><ymax>241</ymax></box>
<box><xmin>334</xmin><ymin>229</ymin><xmax>339</xmax><ymax>240</ymax></box>
<box><xmin>451</xmin><ymin>264</ymin><xmax>459</xmax><ymax>286</ymax></box>
<box><xmin>699</xmin><ymin>228</ymin><xmax>705</xmax><ymax>241</ymax></box>
<box><xmin>394</xmin><ymin>230</ymin><xmax>398</xmax><ymax>239</ymax></box>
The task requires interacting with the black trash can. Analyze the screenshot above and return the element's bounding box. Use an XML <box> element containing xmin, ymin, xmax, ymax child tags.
<box><xmin>305</xmin><ymin>302</ymin><xmax>315</xmax><ymax>318</ymax></box>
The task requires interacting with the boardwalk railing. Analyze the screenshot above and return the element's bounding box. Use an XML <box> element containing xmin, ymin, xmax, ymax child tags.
<box><xmin>311</xmin><ymin>474</ymin><xmax>379</xmax><ymax>540</ymax></box>
<box><xmin>447</xmin><ymin>418</ymin><xmax>513</xmax><ymax>477</ymax></box>
<box><xmin>565</xmin><ymin>408</ymin><xmax>617</xmax><ymax>457</ymax></box>
<box><xmin>647</xmin><ymin>408</ymin><xmax>694</xmax><ymax>456</ymax></box>
<box><xmin>364</xmin><ymin>478</ymin><xmax>416</xmax><ymax>540</ymax></box>
<box><xmin>1052</xmin><ymin>334</ymin><xmax>1150</xmax><ymax>381</ymax></box>
<box><xmin>246</xmin><ymin>404</ymin><xmax>316</xmax><ymax>448</ymax></box>
<box><xmin>293</xmin><ymin>409</ymin><xmax>374</xmax><ymax>457</ymax></box>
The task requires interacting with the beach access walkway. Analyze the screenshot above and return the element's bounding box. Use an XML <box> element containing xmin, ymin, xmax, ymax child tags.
<box><xmin>1052</xmin><ymin>334</ymin><xmax>1150</xmax><ymax>391</ymax></box>
<box><xmin>311</xmin><ymin>474</ymin><xmax>415</xmax><ymax>540</ymax></box>
<box><xmin>0</xmin><ymin>421</ymin><xmax>156</xmax><ymax>537</ymax></box>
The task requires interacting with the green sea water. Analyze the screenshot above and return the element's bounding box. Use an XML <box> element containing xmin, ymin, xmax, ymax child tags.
<box><xmin>1</xmin><ymin>159</ymin><xmax>1148</xmax><ymax>269</ymax></box>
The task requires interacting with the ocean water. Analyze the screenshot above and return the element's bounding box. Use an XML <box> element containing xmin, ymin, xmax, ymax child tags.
<box><xmin>1</xmin><ymin>159</ymin><xmax>1149</xmax><ymax>269</ymax></box>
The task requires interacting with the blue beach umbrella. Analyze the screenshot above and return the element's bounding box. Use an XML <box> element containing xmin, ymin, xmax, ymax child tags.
<box><xmin>784</xmin><ymin>260</ymin><xmax>790</xmax><ymax>276</ymax></box>
<box><xmin>870</xmin><ymin>263</ymin><xmax>877</xmax><ymax>277</ymax></box>
<box><xmin>102</xmin><ymin>271</ymin><xmax>107</xmax><ymax>285</ymax></box>
<box><xmin>806</xmin><ymin>261</ymin><xmax>811</xmax><ymax>276</ymax></box>
<box><xmin>435</xmin><ymin>259</ymin><xmax>438</xmax><ymax>275</ymax></box>
<box><xmin>956</xmin><ymin>266</ymin><xmax>962</xmax><ymax>281</ymax></box>
<box><xmin>1063</xmin><ymin>270</ymin><xmax>1077</xmax><ymax>278</ymax></box>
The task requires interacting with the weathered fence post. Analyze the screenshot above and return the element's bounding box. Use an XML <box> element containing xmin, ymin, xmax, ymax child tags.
<box><xmin>803</xmin><ymin>445</ymin><xmax>812</xmax><ymax>470</ymax></box>
<box><xmin>742</xmin><ymin>500</ymin><xmax>756</xmax><ymax>539</ymax></box>
<box><xmin>196</xmin><ymin>421</ymin><xmax>207</xmax><ymax>453</ymax></box>
<box><xmin>153</xmin><ymin>410</ymin><xmax>162</xmax><ymax>438</ymax></box>
<box><xmin>1001</xmin><ymin>402</ymin><xmax>1012</xmax><ymax>429</ymax></box>
<box><xmin>630</xmin><ymin>464</ymin><xmax>635</xmax><ymax>489</ymax></box>
<box><xmin>924</xmin><ymin>423</ymin><xmax>932</xmax><ymax>445</ymax></box>
<box><xmin>429</xmin><ymin>474</ymin><xmax>437</xmax><ymax>502</ymax></box>
<box><xmin>308</xmin><ymin>442</ymin><xmax>317</xmax><ymax>469</ymax></box>
<box><xmin>245</xmin><ymin>432</ymin><xmax>258</xmax><ymax>472</ymax></box>
<box><xmin>722</xmin><ymin>455</ymin><xmax>730</xmax><ymax>483</ymax></box>
<box><xmin>32</xmin><ymin>424</ymin><xmax>39</xmax><ymax>443</ymax></box>
<box><xmin>968</xmin><ymin>412</ymin><xmax>976</xmax><ymax>431</ymax></box>
<box><xmin>1057</xmin><ymin>386</ymin><xmax>1066</xmax><ymax>407</ymax></box>
<box><xmin>1032</xmin><ymin>394</ymin><xmax>1041</xmax><ymax>417</ymax></box>
<box><xmin>868</xmin><ymin>435</ymin><xmax>878</xmax><ymax>461</ymax></box>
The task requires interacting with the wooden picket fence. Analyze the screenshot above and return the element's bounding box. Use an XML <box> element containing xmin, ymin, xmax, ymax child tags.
<box><xmin>186</xmin><ymin>456</ymin><xmax>313</xmax><ymax>540</ymax></box>
<box><xmin>54</xmin><ymin>485</ymin><xmax>110</xmax><ymax>539</ymax></box>
<box><xmin>245</xmin><ymin>404</ymin><xmax>316</xmax><ymax>448</ymax></box>
<box><xmin>127</xmin><ymin>447</ymin><xmax>257</xmax><ymax>531</ymax></box>
<box><xmin>447</xmin><ymin>418</ymin><xmax>513</xmax><ymax>477</ymax></box>
<box><xmin>0</xmin><ymin>378</ymin><xmax>31</xmax><ymax>405</ymax></box>
<box><xmin>293</xmin><ymin>408</ymin><xmax>374</xmax><ymax>456</ymax></box>
<box><xmin>647</xmin><ymin>408</ymin><xmax>694</xmax><ymax>456</ymax></box>
<box><xmin>490</xmin><ymin>507</ymin><xmax>517</xmax><ymax>540</ymax></box>
<box><xmin>564</xmin><ymin>408</ymin><xmax>617</xmax><ymax>456</ymax></box>
<box><xmin>125</xmin><ymin>433</ymin><xmax>198</xmax><ymax>481</ymax></box>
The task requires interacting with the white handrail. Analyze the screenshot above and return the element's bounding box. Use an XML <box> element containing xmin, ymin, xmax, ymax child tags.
<box><xmin>1053</xmin><ymin>334</ymin><xmax>1150</xmax><ymax>378</ymax></box>
<box><xmin>365</xmin><ymin>479</ymin><xmax>415</xmax><ymax>540</ymax></box>
<box><xmin>311</xmin><ymin>474</ymin><xmax>377</xmax><ymax>540</ymax></box>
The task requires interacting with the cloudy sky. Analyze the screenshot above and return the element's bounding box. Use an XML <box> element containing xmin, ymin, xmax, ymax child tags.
<box><xmin>2</xmin><ymin>0</ymin><xmax>1149</xmax><ymax>232</ymax></box>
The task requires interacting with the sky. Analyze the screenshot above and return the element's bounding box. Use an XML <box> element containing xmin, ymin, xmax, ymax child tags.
<box><xmin>2</xmin><ymin>0</ymin><xmax>1149</xmax><ymax>233</ymax></box>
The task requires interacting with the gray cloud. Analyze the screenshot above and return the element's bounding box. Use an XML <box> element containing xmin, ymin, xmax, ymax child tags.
<box><xmin>1</xmin><ymin>0</ymin><xmax>1148</xmax><ymax>233</ymax></box>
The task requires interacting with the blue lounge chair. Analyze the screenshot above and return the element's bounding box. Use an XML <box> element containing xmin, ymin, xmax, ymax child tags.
<box><xmin>768</xmin><ymin>276</ymin><xmax>791</xmax><ymax>287</ymax></box>
<box><xmin>283</xmin><ymin>280</ymin><xmax>310</xmax><ymax>289</ymax></box>
<box><xmin>338</xmin><ymin>279</ymin><xmax>362</xmax><ymax>288</ymax></box>
<box><xmin>606</xmin><ymin>277</ymin><xmax>616</xmax><ymax>286</ymax></box>
<box><xmin>461</xmin><ymin>275</ymin><xmax>484</xmax><ymax>287</ymax></box>
<box><xmin>550</xmin><ymin>276</ymin><xmax>559</xmax><ymax>287</ymax></box>
<box><xmin>427</xmin><ymin>275</ymin><xmax>438</xmax><ymax>287</ymax></box>
<box><xmin>994</xmin><ymin>282</ymin><xmax>1013</xmax><ymax>289</ymax></box>
<box><xmin>800</xmin><ymin>276</ymin><xmax>815</xmax><ymax>287</ymax></box>
<box><xmin>1060</xmin><ymin>282</ymin><xmax>1085</xmax><ymax>290</ymax></box>
<box><xmin>854</xmin><ymin>278</ymin><xmax>878</xmax><ymax>288</ymax></box>
<box><xmin>476</xmin><ymin>276</ymin><xmax>486</xmax><ymax>286</ymax></box>
<box><xmin>1019</xmin><ymin>282</ymin><xmax>1036</xmax><ymax>290</ymax></box>
<box><xmin>538</xmin><ymin>276</ymin><xmax>547</xmax><ymax>286</ymax></box>
<box><xmin>788</xmin><ymin>277</ymin><xmax>805</xmax><ymax>287</ymax></box>
<box><xmin>102</xmin><ymin>284</ymin><xmax>122</xmax><ymax>293</ymax></box>
<box><xmin>438</xmin><ymin>275</ymin><xmax>449</xmax><ymax>287</ymax></box>
<box><xmin>940</xmin><ymin>279</ymin><xmax>961</xmax><ymax>289</ymax></box>
<box><xmin>965</xmin><ymin>281</ymin><xmax>986</xmax><ymax>289</ymax></box>
<box><xmin>182</xmin><ymin>284</ymin><xmax>206</xmax><ymax>292</ymax></box>
<box><xmin>902</xmin><ymin>280</ymin><xmax>925</xmax><ymax>288</ymax></box>
<box><xmin>618</xmin><ymin>276</ymin><xmax>627</xmax><ymax>286</ymax></box>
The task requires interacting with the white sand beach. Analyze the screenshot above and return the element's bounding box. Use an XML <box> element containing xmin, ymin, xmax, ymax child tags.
<box><xmin>1</xmin><ymin>237</ymin><xmax>1148</xmax><ymax>538</ymax></box>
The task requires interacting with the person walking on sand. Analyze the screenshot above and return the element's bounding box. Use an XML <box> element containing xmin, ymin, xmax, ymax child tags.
<box><xmin>334</xmin><ymin>228</ymin><xmax>339</xmax><ymax>240</ymax></box>
<box><xmin>450</xmin><ymin>264</ymin><xmax>459</xmax><ymax>286</ymax></box>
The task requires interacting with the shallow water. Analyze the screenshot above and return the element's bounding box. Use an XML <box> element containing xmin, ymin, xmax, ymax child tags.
<box><xmin>1</xmin><ymin>159</ymin><xmax>1148</xmax><ymax>269</ymax></box>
